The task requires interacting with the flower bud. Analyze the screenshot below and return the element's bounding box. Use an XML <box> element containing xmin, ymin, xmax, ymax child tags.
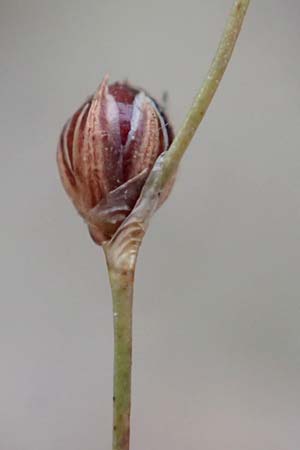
<box><xmin>57</xmin><ymin>76</ymin><xmax>173</xmax><ymax>245</ymax></box>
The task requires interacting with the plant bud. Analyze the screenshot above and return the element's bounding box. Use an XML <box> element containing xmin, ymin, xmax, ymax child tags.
<box><xmin>57</xmin><ymin>76</ymin><xmax>173</xmax><ymax>245</ymax></box>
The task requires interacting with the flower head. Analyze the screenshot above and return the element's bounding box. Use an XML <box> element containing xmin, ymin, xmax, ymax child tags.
<box><xmin>57</xmin><ymin>76</ymin><xmax>173</xmax><ymax>244</ymax></box>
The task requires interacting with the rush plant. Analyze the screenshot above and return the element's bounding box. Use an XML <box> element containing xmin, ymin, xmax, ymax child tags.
<box><xmin>57</xmin><ymin>2</ymin><xmax>251</xmax><ymax>449</ymax></box>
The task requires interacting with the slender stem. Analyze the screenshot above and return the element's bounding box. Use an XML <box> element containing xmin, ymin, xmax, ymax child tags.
<box><xmin>148</xmin><ymin>0</ymin><xmax>251</xmax><ymax>193</ymax></box>
<box><xmin>101</xmin><ymin>3</ymin><xmax>251</xmax><ymax>450</ymax></box>
<box><xmin>105</xmin><ymin>248</ymin><xmax>136</xmax><ymax>450</ymax></box>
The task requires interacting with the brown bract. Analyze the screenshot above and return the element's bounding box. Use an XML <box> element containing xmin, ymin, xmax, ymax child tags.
<box><xmin>57</xmin><ymin>76</ymin><xmax>173</xmax><ymax>245</ymax></box>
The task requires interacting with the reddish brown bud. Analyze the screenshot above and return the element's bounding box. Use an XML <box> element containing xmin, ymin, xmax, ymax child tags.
<box><xmin>57</xmin><ymin>76</ymin><xmax>173</xmax><ymax>245</ymax></box>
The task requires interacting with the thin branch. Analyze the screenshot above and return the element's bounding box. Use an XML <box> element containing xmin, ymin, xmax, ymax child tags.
<box><xmin>150</xmin><ymin>0</ymin><xmax>250</xmax><ymax>191</ymax></box>
<box><xmin>104</xmin><ymin>4</ymin><xmax>251</xmax><ymax>450</ymax></box>
<box><xmin>104</xmin><ymin>245</ymin><xmax>136</xmax><ymax>450</ymax></box>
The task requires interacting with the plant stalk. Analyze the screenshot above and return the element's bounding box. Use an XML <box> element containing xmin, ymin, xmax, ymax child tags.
<box><xmin>105</xmin><ymin>247</ymin><xmax>136</xmax><ymax>450</ymax></box>
<box><xmin>102</xmin><ymin>2</ymin><xmax>251</xmax><ymax>450</ymax></box>
<box><xmin>154</xmin><ymin>0</ymin><xmax>251</xmax><ymax>190</ymax></box>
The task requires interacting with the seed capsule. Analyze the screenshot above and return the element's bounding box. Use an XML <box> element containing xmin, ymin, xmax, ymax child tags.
<box><xmin>57</xmin><ymin>76</ymin><xmax>173</xmax><ymax>245</ymax></box>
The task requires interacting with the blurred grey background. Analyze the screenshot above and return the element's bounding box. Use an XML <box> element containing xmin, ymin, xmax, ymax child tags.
<box><xmin>1</xmin><ymin>1</ymin><xmax>300</xmax><ymax>449</ymax></box>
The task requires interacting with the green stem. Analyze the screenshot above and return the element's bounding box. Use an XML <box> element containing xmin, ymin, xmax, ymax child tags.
<box><xmin>101</xmin><ymin>3</ymin><xmax>251</xmax><ymax>450</ymax></box>
<box><xmin>156</xmin><ymin>0</ymin><xmax>251</xmax><ymax>189</ymax></box>
<box><xmin>105</xmin><ymin>251</ymin><xmax>136</xmax><ymax>450</ymax></box>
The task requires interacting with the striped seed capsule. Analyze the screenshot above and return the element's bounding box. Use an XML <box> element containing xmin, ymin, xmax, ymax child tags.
<box><xmin>57</xmin><ymin>76</ymin><xmax>173</xmax><ymax>245</ymax></box>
